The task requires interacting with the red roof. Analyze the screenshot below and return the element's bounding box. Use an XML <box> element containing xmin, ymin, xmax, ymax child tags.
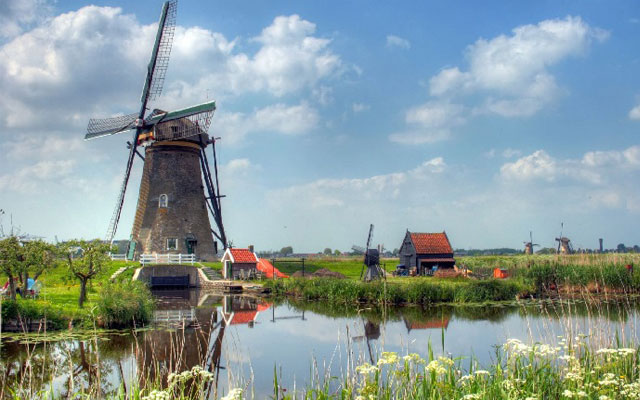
<box><xmin>229</xmin><ymin>248</ymin><xmax>258</xmax><ymax>263</ymax></box>
<box><xmin>410</xmin><ymin>232</ymin><xmax>453</xmax><ymax>254</ymax></box>
<box><xmin>407</xmin><ymin>318</ymin><xmax>450</xmax><ymax>330</ymax></box>
<box><xmin>229</xmin><ymin>311</ymin><xmax>257</xmax><ymax>325</ymax></box>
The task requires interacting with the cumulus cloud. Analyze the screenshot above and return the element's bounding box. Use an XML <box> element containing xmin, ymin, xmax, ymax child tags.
<box><xmin>0</xmin><ymin>9</ymin><xmax>342</xmax><ymax>134</ymax></box>
<box><xmin>630</xmin><ymin>104</ymin><xmax>640</xmax><ymax>120</ymax></box>
<box><xmin>391</xmin><ymin>16</ymin><xmax>607</xmax><ymax>144</ymax></box>
<box><xmin>214</xmin><ymin>102</ymin><xmax>319</xmax><ymax>144</ymax></box>
<box><xmin>430</xmin><ymin>16</ymin><xmax>608</xmax><ymax>115</ymax></box>
<box><xmin>500</xmin><ymin>145</ymin><xmax>640</xmax><ymax>185</ymax></box>
<box><xmin>389</xmin><ymin>101</ymin><xmax>465</xmax><ymax>144</ymax></box>
<box><xmin>386</xmin><ymin>35</ymin><xmax>410</xmax><ymax>49</ymax></box>
<box><xmin>0</xmin><ymin>0</ymin><xmax>52</xmax><ymax>39</ymax></box>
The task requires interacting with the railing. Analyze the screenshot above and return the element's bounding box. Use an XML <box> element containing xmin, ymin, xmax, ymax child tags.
<box><xmin>109</xmin><ymin>253</ymin><xmax>128</xmax><ymax>261</ymax></box>
<box><xmin>140</xmin><ymin>253</ymin><xmax>196</xmax><ymax>265</ymax></box>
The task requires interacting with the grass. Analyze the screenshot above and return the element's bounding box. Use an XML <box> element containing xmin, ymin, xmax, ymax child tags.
<box><xmin>1</xmin><ymin>260</ymin><xmax>146</xmax><ymax>329</ymax></box>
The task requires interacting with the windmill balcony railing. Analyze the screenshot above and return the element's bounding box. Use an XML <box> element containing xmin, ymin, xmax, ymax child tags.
<box><xmin>140</xmin><ymin>253</ymin><xmax>196</xmax><ymax>266</ymax></box>
<box><xmin>109</xmin><ymin>253</ymin><xmax>128</xmax><ymax>261</ymax></box>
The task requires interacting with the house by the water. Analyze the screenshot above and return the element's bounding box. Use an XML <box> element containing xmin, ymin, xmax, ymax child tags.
<box><xmin>398</xmin><ymin>231</ymin><xmax>455</xmax><ymax>275</ymax></box>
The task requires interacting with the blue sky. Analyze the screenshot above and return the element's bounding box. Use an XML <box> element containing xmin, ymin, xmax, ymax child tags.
<box><xmin>1</xmin><ymin>0</ymin><xmax>639</xmax><ymax>252</ymax></box>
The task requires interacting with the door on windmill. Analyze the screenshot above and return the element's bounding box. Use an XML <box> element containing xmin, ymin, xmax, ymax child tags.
<box><xmin>185</xmin><ymin>234</ymin><xmax>197</xmax><ymax>255</ymax></box>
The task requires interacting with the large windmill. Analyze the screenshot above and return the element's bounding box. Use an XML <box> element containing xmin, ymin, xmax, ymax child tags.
<box><xmin>523</xmin><ymin>231</ymin><xmax>539</xmax><ymax>255</ymax></box>
<box><xmin>85</xmin><ymin>1</ymin><xmax>226</xmax><ymax>261</ymax></box>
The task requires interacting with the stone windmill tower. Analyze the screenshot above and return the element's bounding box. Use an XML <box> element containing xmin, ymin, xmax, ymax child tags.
<box><xmin>84</xmin><ymin>1</ymin><xmax>226</xmax><ymax>261</ymax></box>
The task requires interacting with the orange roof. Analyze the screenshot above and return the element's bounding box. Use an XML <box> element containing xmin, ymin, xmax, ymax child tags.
<box><xmin>410</xmin><ymin>232</ymin><xmax>453</xmax><ymax>254</ymax></box>
<box><xmin>230</xmin><ymin>310</ymin><xmax>257</xmax><ymax>325</ymax></box>
<box><xmin>230</xmin><ymin>248</ymin><xmax>258</xmax><ymax>263</ymax></box>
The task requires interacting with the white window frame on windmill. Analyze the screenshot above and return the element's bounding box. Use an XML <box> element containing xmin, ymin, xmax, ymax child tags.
<box><xmin>166</xmin><ymin>238</ymin><xmax>178</xmax><ymax>251</ymax></box>
<box><xmin>159</xmin><ymin>194</ymin><xmax>168</xmax><ymax>208</ymax></box>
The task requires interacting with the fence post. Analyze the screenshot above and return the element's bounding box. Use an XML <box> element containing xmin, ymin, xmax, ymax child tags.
<box><xmin>179</xmin><ymin>254</ymin><xmax>182</xmax><ymax>264</ymax></box>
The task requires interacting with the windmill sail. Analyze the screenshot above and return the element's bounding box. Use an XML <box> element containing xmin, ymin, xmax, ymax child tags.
<box><xmin>85</xmin><ymin>113</ymin><xmax>138</xmax><ymax>140</ymax></box>
<box><xmin>140</xmin><ymin>0</ymin><xmax>177</xmax><ymax>108</ymax></box>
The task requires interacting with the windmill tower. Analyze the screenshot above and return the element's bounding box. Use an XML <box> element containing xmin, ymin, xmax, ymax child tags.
<box><xmin>554</xmin><ymin>223</ymin><xmax>573</xmax><ymax>255</ymax></box>
<box><xmin>523</xmin><ymin>231</ymin><xmax>539</xmax><ymax>255</ymax></box>
<box><xmin>84</xmin><ymin>1</ymin><xmax>226</xmax><ymax>261</ymax></box>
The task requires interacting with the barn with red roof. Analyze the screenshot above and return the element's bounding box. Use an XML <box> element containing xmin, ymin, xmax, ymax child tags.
<box><xmin>398</xmin><ymin>230</ymin><xmax>455</xmax><ymax>275</ymax></box>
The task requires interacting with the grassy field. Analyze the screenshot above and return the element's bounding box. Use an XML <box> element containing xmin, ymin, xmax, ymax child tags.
<box><xmin>1</xmin><ymin>260</ymin><xmax>138</xmax><ymax>328</ymax></box>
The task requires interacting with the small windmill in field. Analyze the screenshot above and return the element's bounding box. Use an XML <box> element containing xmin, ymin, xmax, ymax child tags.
<box><xmin>85</xmin><ymin>1</ymin><xmax>225</xmax><ymax>261</ymax></box>
<box><xmin>523</xmin><ymin>231</ymin><xmax>539</xmax><ymax>255</ymax></box>
<box><xmin>353</xmin><ymin>224</ymin><xmax>385</xmax><ymax>282</ymax></box>
<box><xmin>555</xmin><ymin>223</ymin><xmax>573</xmax><ymax>255</ymax></box>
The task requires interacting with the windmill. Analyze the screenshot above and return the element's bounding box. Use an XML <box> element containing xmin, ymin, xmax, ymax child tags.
<box><xmin>84</xmin><ymin>1</ymin><xmax>225</xmax><ymax>261</ymax></box>
<box><xmin>354</xmin><ymin>224</ymin><xmax>385</xmax><ymax>282</ymax></box>
<box><xmin>523</xmin><ymin>231</ymin><xmax>539</xmax><ymax>255</ymax></box>
<box><xmin>555</xmin><ymin>223</ymin><xmax>573</xmax><ymax>255</ymax></box>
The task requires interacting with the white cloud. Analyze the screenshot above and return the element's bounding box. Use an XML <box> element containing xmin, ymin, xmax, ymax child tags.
<box><xmin>389</xmin><ymin>101</ymin><xmax>464</xmax><ymax>144</ymax></box>
<box><xmin>429</xmin><ymin>16</ymin><xmax>608</xmax><ymax>117</ymax></box>
<box><xmin>392</xmin><ymin>16</ymin><xmax>608</xmax><ymax>145</ymax></box>
<box><xmin>352</xmin><ymin>103</ymin><xmax>370</xmax><ymax>113</ymax></box>
<box><xmin>0</xmin><ymin>160</ymin><xmax>75</xmax><ymax>193</ymax></box>
<box><xmin>502</xmin><ymin>148</ymin><xmax>522</xmax><ymax>158</ymax></box>
<box><xmin>0</xmin><ymin>9</ymin><xmax>342</xmax><ymax>134</ymax></box>
<box><xmin>501</xmin><ymin>145</ymin><xmax>640</xmax><ymax>186</ymax></box>
<box><xmin>0</xmin><ymin>0</ymin><xmax>51</xmax><ymax>38</ymax></box>
<box><xmin>215</xmin><ymin>102</ymin><xmax>319</xmax><ymax>144</ymax></box>
<box><xmin>386</xmin><ymin>35</ymin><xmax>410</xmax><ymax>49</ymax></box>
<box><xmin>629</xmin><ymin>104</ymin><xmax>640</xmax><ymax>120</ymax></box>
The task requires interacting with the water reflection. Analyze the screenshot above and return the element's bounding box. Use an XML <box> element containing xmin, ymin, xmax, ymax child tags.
<box><xmin>2</xmin><ymin>291</ymin><xmax>640</xmax><ymax>398</ymax></box>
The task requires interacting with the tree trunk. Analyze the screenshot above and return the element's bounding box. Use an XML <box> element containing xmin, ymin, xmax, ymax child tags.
<box><xmin>21</xmin><ymin>272</ymin><xmax>29</xmax><ymax>296</ymax></box>
<box><xmin>8</xmin><ymin>275</ymin><xmax>17</xmax><ymax>301</ymax></box>
<box><xmin>78</xmin><ymin>279</ymin><xmax>88</xmax><ymax>308</ymax></box>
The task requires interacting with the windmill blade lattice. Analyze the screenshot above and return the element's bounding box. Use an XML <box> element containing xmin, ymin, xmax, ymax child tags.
<box><xmin>142</xmin><ymin>0</ymin><xmax>177</xmax><ymax>105</ymax></box>
<box><xmin>85</xmin><ymin>113</ymin><xmax>138</xmax><ymax>140</ymax></box>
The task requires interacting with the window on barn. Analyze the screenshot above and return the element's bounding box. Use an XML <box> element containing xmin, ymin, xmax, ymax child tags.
<box><xmin>159</xmin><ymin>194</ymin><xmax>168</xmax><ymax>208</ymax></box>
<box><xmin>166</xmin><ymin>238</ymin><xmax>178</xmax><ymax>250</ymax></box>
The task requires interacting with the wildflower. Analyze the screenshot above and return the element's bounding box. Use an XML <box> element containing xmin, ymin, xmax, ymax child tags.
<box><xmin>437</xmin><ymin>356</ymin><xmax>454</xmax><ymax>367</ymax></box>
<box><xmin>403</xmin><ymin>353</ymin><xmax>423</xmax><ymax>363</ymax></box>
<box><xmin>563</xmin><ymin>389</ymin><xmax>574</xmax><ymax>398</ymax></box>
<box><xmin>458</xmin><ymin>374</ymin><xmax>474</xmax><ymax>384</ymax></box>
<box><xmin>356</xmin><ymin>363</ymin><xmax>378</xmax><ymax>375</ymax></box>
<box><xmin>377</xmin><ymin>352</ymin><xmax>399</xmax><ymax>365</ymax></box>
<box><xmin>221</xmin><ymin>388</ymin><xmax>243</xmax><ymax>400</ymax></box>
<box><xmin>426</xmin><ymin>360</ymin><xmax>447</xmax><ymax>375</ymax></box>
<box><xmin>462</xmin><ymin>394</ymin><xmax>482</xmax><ymax>400</ymax></box>
<box><xmin>474</xmin><ymin>370</ymin><xmax>490</xmax><ymax>376</ymax></box>
<box><xmin>599</xmin><ymin>396</ymin><xmax>611</xmax><ymax>400</ymax></box>
<box><xmin>142</xmin><ymin>390</ymin><xmax>171</xmax><ymax>400</ymax></box>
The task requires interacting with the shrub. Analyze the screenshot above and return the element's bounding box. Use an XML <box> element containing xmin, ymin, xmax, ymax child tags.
<box><xmin>96</xmin><ymin>280</ymin><xmax>155</xmax><ymax>328</ymax></box>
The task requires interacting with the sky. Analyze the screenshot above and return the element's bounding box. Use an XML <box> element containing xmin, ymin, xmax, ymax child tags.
<box><xmin>0</xmin><ymin>0</ymin><xmax>639</xmax><ymax>253</ymax></box>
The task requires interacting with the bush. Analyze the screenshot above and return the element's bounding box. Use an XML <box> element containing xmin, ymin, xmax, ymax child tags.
<box><xmin>96</xmin><ymin>280</ymin><xmax>155</xmax><ymax>328</ymax></box>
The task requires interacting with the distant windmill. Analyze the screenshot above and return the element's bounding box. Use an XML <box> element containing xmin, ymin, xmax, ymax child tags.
<box><xmin>555</xmin><ymin>223</ymin><xmax>573</xmax><ymax>254</ymax></box>
<box><xmin>353</xmin><ymin>224</ymin><xmax>385</xmax><ymax>282</ymax></box>
<box><xmin>84</xmin><ymin>1</ymin><xmax>226</xmax><ymax>260</ymax></box>
<box><xmin>523</xmin><ymin>231</ymin><xmax>539</xmax><ymax>255</ymax></box>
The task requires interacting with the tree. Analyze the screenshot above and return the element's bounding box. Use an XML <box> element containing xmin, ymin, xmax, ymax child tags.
<box><xmin>323</xmin><ymin>248</ymin><xmax>332</xmax><ymax>255</ymax></box>
<box><xmin>280</xmin><ymin>246</ymin><xmax>293</xmax><ymax>257</ymax></box>
<box><xmin>0</xmin><ymin>236</ymin><xmax>22</xmax><ymax>300</ymax></box>
<box><xmin>18</xmin><ymin>241</ymin><xmax>56</xmax><ymax>295</ymax></box>
<box><xmin>64</xmin><ymin>240</ymin><xmax>112</xmax><ymax>308</ymax></box>
<box><xmin>333</xmin><ymin>249</ymin><xmax>341</xmax><ymax>256</ymax></box>
<box><xmin>617</xmin><ymin>243</ymin><xmax>627</xmax><ymax>253</ymax></box>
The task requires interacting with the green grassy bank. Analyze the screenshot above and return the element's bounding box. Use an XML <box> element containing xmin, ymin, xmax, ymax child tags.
<box><xmin>1</xmin><ymin>261</ymin><xmax>152</xmax><ymax>330</ymax></box>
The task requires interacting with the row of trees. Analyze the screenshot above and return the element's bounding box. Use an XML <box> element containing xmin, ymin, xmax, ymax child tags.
<box><xmin>0</xmin><ymin>237</ymin><xmax>112</xmax><ymax>307</ymax></box>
